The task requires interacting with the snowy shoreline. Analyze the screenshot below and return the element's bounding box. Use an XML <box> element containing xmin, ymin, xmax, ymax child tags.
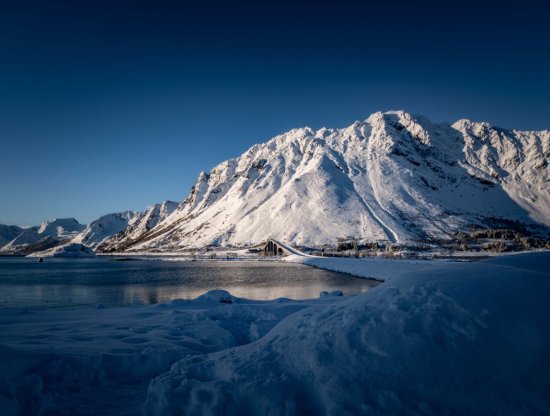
<box><xmin>283</xmin><ymin>253</ymin><xmax>455</xmax><ymax>282</ymax></box>
<box><xmin>1</xmin><ymin>251</ymin><xmax>549</xmax><ymax>415</ymax></box>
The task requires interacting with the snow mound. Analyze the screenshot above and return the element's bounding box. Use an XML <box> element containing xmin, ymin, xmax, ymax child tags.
<box><xmin>319</xmin><ymin>290</ymin><xmax>343</xmax><ymax>297</ymax></box>
<box><xmin>144</xmin><ymin>252</ymin><xmax>550</xmax><ymax>415</ymax></box>
<box><xmin>27</xmin><ymin>243</ymin><xmax>96</xmax><ymax>258</ymax></box>
<box><xmin>195</xmin><ymin>290</ymin><xmax>239</xmax><ymax>304</ymax></box>
<box><xmin>0</xmin><ymin>289</ymin><xmax>321</xmax><ymax>414</ymax></box>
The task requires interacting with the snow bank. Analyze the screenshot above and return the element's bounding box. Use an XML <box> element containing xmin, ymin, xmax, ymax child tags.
<box><xmin>1</xmin><ymin>252</ymin><xmax>549</xmax><ymax>415</ymax></box>
<box><xmin>27</xmin><ymin>242</ymin><xmax>96</xmax><ymax>258</ymax></box>
<box><xmin>145</xmin><ymin>252</ymin><xmax>550</xmax><ymax>415</ymax></box>
<box><xmin>285</xmin><ymin>253</ymin><xmax>450</xmax><ymax>282</ymax></box>
<box><xmin>0</xmin><ymin>290</ymin><xmax>333</xmax><ymax>415</ymax></box>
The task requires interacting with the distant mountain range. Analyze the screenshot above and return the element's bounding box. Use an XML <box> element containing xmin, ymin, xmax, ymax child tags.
<box><xmin>2</xmin><ymin>111</ymin><xmax>549</xmax><ymax>255</ymax></box>
<box><xmin>0</xmin><ymin>202</ymin><xmax>178</xmax><ymax>255</ymax></box>
<box><xmin>1</xmin><ymin>218</ymin><xmax>85</xmax><ymax>255</ymax></box>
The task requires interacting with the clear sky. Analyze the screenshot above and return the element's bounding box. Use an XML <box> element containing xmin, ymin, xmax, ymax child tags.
<box><xmin>1</xmin><ymin>0</ymin><xmax>549</xmax><ymax>226</ymax></box>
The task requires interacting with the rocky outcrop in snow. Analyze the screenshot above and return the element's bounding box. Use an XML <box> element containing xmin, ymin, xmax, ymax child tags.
<box><xmin>100</xmin><ymin>111</ymin><xmax>549</xmax><ymax>252</ymax></box>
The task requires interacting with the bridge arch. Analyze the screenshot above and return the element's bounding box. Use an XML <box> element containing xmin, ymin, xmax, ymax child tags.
<box><xmin>262</xmin><ymin>238</ymin><xmax>293</xmax><ymax>256</ymax></box>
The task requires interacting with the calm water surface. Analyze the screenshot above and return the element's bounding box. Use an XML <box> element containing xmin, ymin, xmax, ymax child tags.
<box><xmin>0</xmin><ymin>257</ymin><xmax>379</xmax><ymax>309</ymax></box>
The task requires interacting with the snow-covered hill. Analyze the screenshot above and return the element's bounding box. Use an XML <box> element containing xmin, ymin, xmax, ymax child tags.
<box><xmin>0</xmin><ymin>224</ymin><xmax>24</xmax><ymax>248</ymax></box>
<box><xmin>100</xmin><ymin>111</ymin><xmax>549</xmax><ymax>252</ymax></box>
<box><xmin>0</xmin><ymin>218</ymin><xmax>85</xmax><ymax>254</ymax></box>
<box><xmin>27</xmin><ymin>242</ymin><xmax>96</xmax><ymax>258</ymax></box>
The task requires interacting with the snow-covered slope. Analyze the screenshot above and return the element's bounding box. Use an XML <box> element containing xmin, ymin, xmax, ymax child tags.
<box><xmin>27</xmin><ymin>243</ymin><xmax>96</xmax><ymax>258</ymax></box>
<box><xmin>71</xmin><ymin>211</ymin><xmax>140</xmax><ymax>248</ymax></box>
<box><xmin>97</xmin><ymin>201</ymin><xmax>177</xmax><ymax>251</ymax></box>
<box><xmin>101</xmin><ymin>111</ymin><xmax>549</xmax><ymax>252</ymax></box>
<box><xmin>1</xmin><ymin>218</ymin><xmax>85</xmax><ymax>254</ymax></box>
<box><xmin>0</xmin><ymin>224</ymin><xmax>23</xmax><ymax>248</ymax></box>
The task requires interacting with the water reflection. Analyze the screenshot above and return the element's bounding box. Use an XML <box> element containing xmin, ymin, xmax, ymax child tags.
<box><xmin>0</xmin><ymin>258</ymin><xmax>379</xmax><ymax>309</ymax></box>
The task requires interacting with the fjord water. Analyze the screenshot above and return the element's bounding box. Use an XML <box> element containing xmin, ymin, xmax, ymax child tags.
<box><xmin>0</xmin><ymin>257</ymin><xmax>378</xmax><ymax>309</ymax></box>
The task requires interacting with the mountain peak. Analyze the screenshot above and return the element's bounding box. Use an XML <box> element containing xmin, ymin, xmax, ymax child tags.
<box><xmin>37</xmin><ymin>218</ymin><xmax>84</xmax><ymax>235</ymax></box>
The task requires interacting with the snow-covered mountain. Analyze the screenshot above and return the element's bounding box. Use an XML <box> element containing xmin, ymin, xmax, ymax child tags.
<box><xmin>1</xmin><ymin>202</ymin><xmax>178</xmax><ymax>255</ymax></box>
<box><xmin>1</xmin><ymin>218</ymin><xmax>85</xmax><ymax>254</ymax></box>
<box><xmin>70</xmin><ymin>211</ymin><xmax>140</xmax><ymax>248</ymax></box>
<box><xmin>98</xmin><ymin>111</ymin><xmax>549</xmax><ymax>252</ymax></box>
<box><xmin>73</xmin><ymin>201</ymin><xmax>177</xmax><ymax>250</ymax></box>
<box><xmin>97</xmin><ymin>201</ymin><xmax>177</xmax><ymax>251</ymax></box>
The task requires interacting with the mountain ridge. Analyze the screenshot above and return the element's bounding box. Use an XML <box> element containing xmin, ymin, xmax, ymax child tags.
<box><xmin>2</xmin><ymin>111</ymin><xmax>548</xmax><ymax>254</ymax></box>
<box><xmin>98</xmin><ymin>110</ymin><xmax>550</xmax><ymax>252</ymax></box>
<box><xmin>0</xmin><ymin>218</ymin><xmax>85</xmax><ymax>254</ymax></box>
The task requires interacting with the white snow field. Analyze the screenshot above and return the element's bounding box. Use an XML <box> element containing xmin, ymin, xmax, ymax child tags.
<box><xmin>1</xmin><ymin>252</ymin><xmax>549</xmax><ymax>415</ymax></box>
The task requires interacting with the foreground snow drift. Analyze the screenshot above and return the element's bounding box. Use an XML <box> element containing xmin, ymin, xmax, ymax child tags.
<box><xmin>145</xmin><ymin>252</ymin><xmax>550</xmax><ymax>415</ymax></box>
<box><xmin>0</xmin><ymin>291</ymin><xmax>331</xmax><ymax>415</ymax></box>
<box><xmin>0</xmin><ymin>252</ymin><xmax>549</xmax><ymax>415</ymax></box>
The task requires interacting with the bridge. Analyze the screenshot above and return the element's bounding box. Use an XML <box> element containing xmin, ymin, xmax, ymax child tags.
<box><xmin>262</xmin><ymin>238</ymin><xmax>310</xmax><ymax>257</ymax></box>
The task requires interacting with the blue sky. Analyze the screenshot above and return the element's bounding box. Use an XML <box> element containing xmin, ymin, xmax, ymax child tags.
<box><xmin>1</xmin><ymin>0</ymin><xmax>549</xmax><ymax>226</ymax></box>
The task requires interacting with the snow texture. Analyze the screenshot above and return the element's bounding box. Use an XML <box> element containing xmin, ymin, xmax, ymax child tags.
<box><xmin>145</xmin><ymin>252</ymin><xmax>550</xmax><ymax>415</ymax></box>
<box><xmin>101</xmin><ymin>111</ymin><xmax>550</xmax><ymax>252</ymax></box>
<box><xmin>0</xmin><ymin>252</ymin><xmax>549</xmax><ymax>415</ymax></box>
